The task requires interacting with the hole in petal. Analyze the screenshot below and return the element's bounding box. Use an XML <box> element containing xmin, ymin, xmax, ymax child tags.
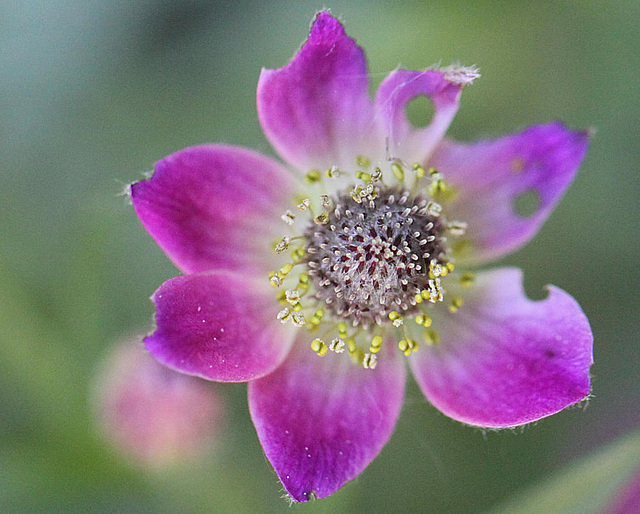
<box><xmin>405</xmin><ymin>95</ymin><xmax>434</xmax><ymax>128</ymax></box>
<box><xmin>513</xmin><ymin>189</ymin><xmax>541</xmax><ymax>218</ymax></box>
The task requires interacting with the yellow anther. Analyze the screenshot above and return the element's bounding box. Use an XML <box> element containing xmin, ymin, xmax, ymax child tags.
<box><xmin>276</xmin><ymin>290</ymin><xmax>287</xmax><ymax>304</ymax></box>
<box><xmin>449</xmin><ymin>296</ymin><xmax>464</xmax><ymax>313</ymax></box>
<box><xmin>356</xmin><ymin>155</ymin><xmax>371</xmax><ymax>168</ymax></box>
<box><xmin>420</xmin><ymin>289</ymin><xmax>430</xmax><ymax>300</ymax></box>
<box><xmin>347</xmin><ymin>338</ymin><xmax>357</xmax><ymax>354</ymax></box>
<box><xmin>429</xmin><ymin>261</ymin><xmax>443</xmax><ymax>278</ymax></box>
<box><xmin>279</xmin><ymin>263</ymin><xmax>294</xmax><ymax>276</ymax></box>
<box><xmin>285</xmin><ymin>288</ymin><xmax>300</xmax><ymax>305</ymax></box>
<box><xmin>277</xmin><ymin>308</ymin><xmax>291</xmax><ymax>322</ymax></box>
<box><xmin>399</xmin><ymin>338</ymin><xmax>419</xmax><ymax>356</ymax></box>
<box><xmin>415</xmin><ymin>314</ymin><xmax>432</xmax><ymax>327</ymax></box>
<box><xmin>388</xmin><ymin>311</ymin><xmax>403</xmax><ymax>327</ymax></box>
<box><xmin>274</xmin><ymin>236</ymin><xmax>290</xmax><ymax>253</ymax></box>
<box><xmin>297</xmin><ymin>198</ymin><xmax>311</xmax><ymax>210</ymax></box>
<box><xmin>291</xmin><ymin>248</ymin><xmax>306</xmax><ymax>262</ymax></box>
<box><xmin>391</xmin><ymin>162</ymin><xmax>404</xmax><ymax>181</ymax></box>
<box><xmin>269</xmin><ymin>272</ymin><xmax>283</xmax><ymax>287</ymax></box>
<box><xmin>446</xmin><ymin>262</ymin><xmax>455</xmax><ymax>274</ymax></box>
<box><xmin>412</xmin><ymin>163</ymin><xmax>426</xmax><ymax>178</ymax></box>
<box><xmin>305</xmin><ymin>170</ymin><xmax>322</xmax><ymax>183</ymax></box>
<box><xmin>292</xmin><ymin>302</ymin><xmax>302</xmax><ymax>312</ymax></box>
<box><xmin>423</xmin><ymin>329</ymin><xmax>440</xmax><ymax>346</ymax></box>
<box><xmin>314</xmin><ymin>211</ymin><xmax>330</xmax><ymax>224</ymax></box>
<box><xmin>351</xmin><ymin>186</ymin><xmax>364</xmax><ymax>203</ymax></box>
<box><xmin>328</xmin><ymin>338</ymin><xmax>346</xmax><ymax>353</ymax></box>
<box><xmin>350</xmin><ymin>348</ymin><xmax>365</xmax><ymax>365</ymax></box>
<box><xmin>297</xmin><ymin>273</ymin><xmax>309</xmax><ymax>291</ymax></box>
<box><xmin>414</xmin><ymin>292</ymin><xmax>423</xmax><ymax>304</ymax></box>
<box><xmin>363</xmin><ymin>352</ymin><xmax>377</xmax><ymax>369</ymax></box>
<box><xmin>338</xmin><ymin>322</ymin><xmax>348</xmax><ymax>338</ymax></box>
<box><xmin>325</xmin><ymin>166</ymin><xmax>340</xmax><ymax>178</ymax></box>
<box><xmin>369</xmin><ymin>335</ymin><xmax>383</xmax><ymax>354</ymax></box>
<box><xmin>311</xmin><ymin>338</ymin><xmax>328</xmax><ymax>356</ymax></box>
<box><xmin>426</xmin><ymin>201</ymin><xmax>442</xmax><ymax>217</ymax></box>
<box><xmin>291</xmin><ymin>312</ymin><xmax>306</xmax><ymax>326</ymax></box>
<box><xmin>460</xmin><ymin>272</ymin><xmax>475</xmax><ymax>287</ymax></box>
<box><xmin>356</xmin><ymin>170</ymin><xmax>372</xmax><ymax>182</ymax></box>
<box><xmin>281</xmin><ymin>210</ymin><xmax>296</xmax><ymax>225</ymax></box>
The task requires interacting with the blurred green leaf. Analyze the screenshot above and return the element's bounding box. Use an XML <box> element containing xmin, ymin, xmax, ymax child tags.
<box><xmin>491</xmin><ymin>431</ymin><xmax>640</xmax><ymax>514</ymax></box>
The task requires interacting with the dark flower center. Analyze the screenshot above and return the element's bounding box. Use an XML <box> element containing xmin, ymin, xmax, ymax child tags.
<box><xmin>304</xmin><ymin>187</ymin><xmax>445</xmax><ymax>327</ymax></box>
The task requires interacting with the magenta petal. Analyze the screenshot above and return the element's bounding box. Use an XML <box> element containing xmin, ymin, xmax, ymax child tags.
<box><xmin>431</xmin><ymin>122</ymin><xmax>589</xmax><ymax>264</ymax></box>
<box><xmin>257</xmin><ymin>11</ymin><xmax>379</xmax><ymax>172</ymax></box>
<box><xmin>249</xmin><ymin>340</ymin><xmax>406</xmax><ymax>501</ymax></box>
<box><xmin>374</xmin><ymin>69</ymin><xmax>462</xmax><ymax>165</ymax></box>
<box><xmin>131</xmin><ymin>145</ymin><xmax>294</xmax><ymax>275</ymax></box>
<box><xmin>145</xmin><ymin>272</ymin><xmax>294</xmax><ymax>382</ymax></box>
<box><xmin>410</xmin><ymin>268</ymin><xmax>593</xmax><ymax>428</ymax></box>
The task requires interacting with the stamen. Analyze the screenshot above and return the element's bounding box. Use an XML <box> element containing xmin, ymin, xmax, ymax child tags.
<box><xmin>448</xmin><ymin>221</ymin><xmax>468</xmax><ymax>236</ymax></box>
<box><xmin>415</xmin><ymin>314</ymin><xmax>432</xmax><ymax>327</ymax></box>
<box><xmin>423</xmin><ymin>329</ymin><xmax>440</xmax><ymax>346</ymax></box>
<box><xmin>325</xmin><ymin>166</ymin><xmax>341</xmax><ymax>178</ymax></box>
<box><xmin>388</xmin><ymin>311</ymin><xmax>404</xmax><ymax>327</ymax></box>
<box><xmin>449</xmin><ymin>296</ymin><xmax>464</xmax><ymax>313</ymax></box>
<box><xmin>281</xmin><ymin>210</ymin><xmax>296</xmax><ymax>225</ymax></box>
<box><xmin>328</xmin><ymin>338</ymin><xmax>346</xmax><ymax>353</ymax></box>
<box><xmin>297</xmin><ymin>198</ymin><xmax>311</xmax><ymax>211</ymax></box>
<box><xmin>311</xmin><ymin>338</ymin><xmax>328</xmax><ymax>356</ymax></box>
<box><xmin>305</xmin><ymin>170</ymin><xmax>322</xmax><ymax>183</ymax></box>
<box><xmin>275</xmin><ymin>236</ymin><xmax>290</xmax><ymax>253</ymax></box>
<box><xmin>398</xmin><ymin>338</ymin><xmax>419</xmax><ymax>356</ymax></box>
<box><xmin>314</xmin><ymin>211</ymin><xmax>330</xmax><ymax>224</ymax></box>
<box><xmin>460</xmin><ymin>272</ymin><xmax>475</xmax><ymax>287</ymax></box>
<box><xmin>369</xmin><ymin>335</ymin><xmax>383</xmax><ymax>354</ymax></box>
<box><xmin>412</xmin><ymin>163</ymin><xmax>426</xmax><ymax>178</ymax></box>
<box><xmin>363</xmin><ymin>352</ymin><xmax>377</xmax><ymax>369</ymax></box>
<box><xmin>356</xmin><ymin>155</ymin><xmax>371</xmax><ymax>168</ymax></box>
<box><xmin>391</xmin><ymin>162</ymin><xmax>405</xmax><ymax>182</ymax></box>
<box><xmin>285</xmin><ymin>290</ymin><xmax>301</xmax><ymax>305</ymax></box>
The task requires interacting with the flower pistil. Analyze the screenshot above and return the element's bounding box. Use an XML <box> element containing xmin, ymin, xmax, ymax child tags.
<box><xmin>269</xmin><ymin>156</ymin><xmax>470</xmax><ymax>368</ymax></box>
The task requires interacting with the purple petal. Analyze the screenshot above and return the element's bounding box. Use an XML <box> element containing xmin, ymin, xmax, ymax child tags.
<box><xmin>431</xmin><ymin>122</ymin><xmax>589</xmax><ymax>264</ymax></box>
<box><xmin>410</xmin><ymin>268</ymin><xmax>593</xmax><ymax>428</ymax></box>
<box><xmin>145</xmin><ymin>272</ymin><xmax>295</xmax><ymax>382</ymax></box>
<box><xmin>257</xmin><ymin>11</ymin><xmax>379</xmax><ymax>172</ymax></box>
<box><xmin>131</xmin><ymin>145</ymin><xmax>295</xmax><ymax>275</ymax></box>
<box><xmin>374</xmin><ymin>69</ymin><xmax>462</xmax><ymax>165</ymax></box>
<box><xmin>249</xmin><ymin>338</ymin><xmax>406</xmax><ymax>501</ymax></box>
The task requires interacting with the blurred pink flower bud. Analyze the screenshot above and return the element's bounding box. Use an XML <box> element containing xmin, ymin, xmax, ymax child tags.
<box><xmin>93</xmin><ymin>336</ymin><xmax>224</xmax><ymax>469</ymax></box>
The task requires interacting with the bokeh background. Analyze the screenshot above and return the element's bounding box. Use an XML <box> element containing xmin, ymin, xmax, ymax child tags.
<box><xmin>2</xmin><ymin>0</ymin><xmax>639</xmax><ymax>512</ymax></box>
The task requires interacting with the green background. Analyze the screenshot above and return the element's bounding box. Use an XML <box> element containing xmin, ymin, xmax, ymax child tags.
<box><xmin>2</xmin><ymin>0</ymin><xmax>639</xmax><ymax>512</ymax></box>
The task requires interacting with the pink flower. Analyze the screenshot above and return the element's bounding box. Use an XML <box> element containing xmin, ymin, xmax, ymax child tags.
<box><xmin>130</xmin><ymin>11</ymin><xmax>593</xmax><ymax>501</ymax></box>
<box><xmin>94</xmin><ymin>337</ymin><xmax>224</xmax><ymax>469</ymax></box>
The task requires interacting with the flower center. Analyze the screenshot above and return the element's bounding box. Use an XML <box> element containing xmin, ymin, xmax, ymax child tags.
<box><xmin>304</xmin><ymin>188</ymin><xmax>446</xmax><ymax>327</ymax></box>
<box><xmin>268</xmin><ymin>158</ymin><xmax>470</xmax><ymax>369</ymax></box>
